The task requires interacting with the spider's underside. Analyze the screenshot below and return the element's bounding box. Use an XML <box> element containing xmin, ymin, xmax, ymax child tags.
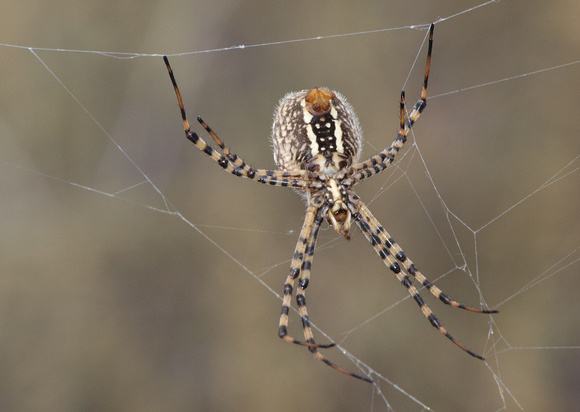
<box><xmin>163</xmin><ymin>23</ymin><xmax>497</xmax><ymax>383</ymax></box>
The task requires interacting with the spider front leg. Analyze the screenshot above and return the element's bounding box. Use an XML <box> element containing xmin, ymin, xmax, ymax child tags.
<box><xmin>278</xmin><ymin>204</ymin><xmax>331</xmax><ymax>348</ymax></box>
<box><xmin>163</xmin><ymin>56</ymin><xmax>317</xmax><ymax>190</ymax></box>
<box><xmin>349</xmin><ymin>198</ymin><xmax>497</xmax><ymax>360</ymax></box>
<box><xmin>347</xmin><ymin>23</ymin><xmax>433</xmax><ymax>185</ymax></box>
<box><xmin>278</xmin><ymin>201</ymin><xmax>372</xmax><ymax>383</ymax></box>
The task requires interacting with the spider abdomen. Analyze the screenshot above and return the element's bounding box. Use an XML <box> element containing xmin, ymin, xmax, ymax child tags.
<box><xmin>271</xmin><ymin>88</ymin><xmax>362</xmax><ymax>177</ymax></box>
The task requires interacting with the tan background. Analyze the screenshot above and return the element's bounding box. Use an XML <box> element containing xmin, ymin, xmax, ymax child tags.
<box><xmin>1</xmin><ymin>1</ymin><xmax>579</xmax><ymax>411</ymax></box>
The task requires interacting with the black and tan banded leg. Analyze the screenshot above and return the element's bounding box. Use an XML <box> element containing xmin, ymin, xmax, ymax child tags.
<box><xmin>195</xmin><ymin>116</ymin><xmax>320</xmax><ymax>188</ymax></box>
<box><xmin>382</xmin><ymin>237</ymin><xmax>499</xmax><ymax>316</ymax></box>
<box><xmin>350</xmin><ymin>198</ymin><xmax>497</xmax><ymax>360</ymax></box>
<box><xmin>347</xmin><ymin>23</ymin><xmax>434</xmax><ymax>185</ymax></box>
<box><xmin>278</xmin><ymin>203</ymin><xmax>372</xmax><ymax>382</ymax></box>
<box><xmin>163</xmin><ymin>56</ymin><xmax>319</xmax><ymax>190</ymax></box>
<box><xmin>278</xmin><ymin>204</ymin><xmax>329</xmax><ymax>347</ymax></box>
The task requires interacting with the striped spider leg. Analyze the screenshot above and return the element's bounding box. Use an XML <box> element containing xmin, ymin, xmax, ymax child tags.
<box><xmin>163</xmin><ymin>23</ymin><xmax>497</xmax><ymax>384</ymax></box>
<box><xmin>277</xmin><ymin>198</ymin><xmax>372</xmax><ymax>382</ymax></box>
<box><xmin>348</xmin><ymin>198</ymin><xmax>498</xmax><ymax>360</ymax></box>
<box><xmin>342</xmin><ymin>21</ymin><xmax>432</xmax><ymax>187</ymax></box>
<box><xmin>164</xmin><ymin>56</ymin><xmax>322</xmax><ymax>192</ymax></box>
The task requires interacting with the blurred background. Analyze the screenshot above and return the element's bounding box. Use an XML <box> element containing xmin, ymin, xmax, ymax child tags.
<box><xmin>1</xmin><ymin>1</ymin><xmax>579</xmax><ymax>411</ymax></box>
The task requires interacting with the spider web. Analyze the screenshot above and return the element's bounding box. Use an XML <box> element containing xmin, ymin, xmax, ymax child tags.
<box><xmin>1</xmin><ymin>1</ymin><xmax>579</xmax><ymax>411</ymax></box>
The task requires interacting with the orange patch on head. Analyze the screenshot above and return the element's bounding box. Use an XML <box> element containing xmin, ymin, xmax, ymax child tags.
<box><xmin>305</xmin><ymin>88</ymin><xmax>335</xmax><ymax>115</ymax></box>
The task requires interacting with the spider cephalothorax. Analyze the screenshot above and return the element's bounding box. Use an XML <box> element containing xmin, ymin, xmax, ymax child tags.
<box><xmin>163</xmin><ymin>23</ymin><xmax>497</xmax><ymax>383</ymax></box>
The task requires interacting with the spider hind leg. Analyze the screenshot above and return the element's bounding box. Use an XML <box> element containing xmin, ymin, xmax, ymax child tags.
<box><xmin>351</xmin><ymin>199</ymin><xmax>497</xmax><ymax>360</ymax></box>
<box><xmin>278</xmin><ymin>204</ymin><xmax>372</xmax><ymax>382</ymax></box>
<box><xmin>309</xmin><ymin>347</ymin><xmax>373</xmax><ymax>383</ymax></box>
<box><xmin>393</xmin><ymin>250</ymin><xmax>499</xmax><ymax>315</ymax></box>
<box><xmin>278</xmin><ymin>205</ymin><xmax>335</xmax><ymax>348</ymax></box>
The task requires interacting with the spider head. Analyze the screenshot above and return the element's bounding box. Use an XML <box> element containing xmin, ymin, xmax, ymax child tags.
<box><xmin>322</xmin><ymin>179</ymin><xmax>352</xmax><ymax>239</ymax></box>
<box><xmin>327</xmin><ymin>204</ymin><xmax>351</xmax><ymax>240</ymax></box>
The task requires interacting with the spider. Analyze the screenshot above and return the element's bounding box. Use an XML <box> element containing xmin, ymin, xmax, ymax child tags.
<box><xmin>163</xmin><ymin>23</ymin><xmax>497</xmax><ymax>383</ymax></box>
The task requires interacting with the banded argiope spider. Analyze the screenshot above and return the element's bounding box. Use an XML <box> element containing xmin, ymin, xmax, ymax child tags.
<box><xmin>163</xmin><ymin>24</ymin><xmax>497</xmax><ymax>383</ymax></box>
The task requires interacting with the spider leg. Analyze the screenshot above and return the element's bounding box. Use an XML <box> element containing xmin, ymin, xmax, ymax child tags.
<box><xmin>385</xmin><ymin>243</ymin><xmax>499</xmax><ymax>314</ymax></box>
<box><xmin>347</xmin><ymin>23</ymin><xmax>434</xmax><ymax>185</ymax></box>
<box><xmin>163</xmin><ymin>56</ymin><xmax>320</xmax><ymax>190</ymax></box>
<box><xmin>349</xmin><ymin>197</ymin><xmax>497</xmax><ymax>360</ymax></box>
<box><xmin>196</xmin><ymin>116</ymin><xmax>317</xmax><ymax>187</ymax></box>
<box><xmin>278</xmin><ymin>202</ymin><xmax>372</xmax><ymax>382</ymax></box>
<box><xmin>278</xmin><ymin>204</ymin><xmax>333</xmax><ymax>349</ymax></box>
